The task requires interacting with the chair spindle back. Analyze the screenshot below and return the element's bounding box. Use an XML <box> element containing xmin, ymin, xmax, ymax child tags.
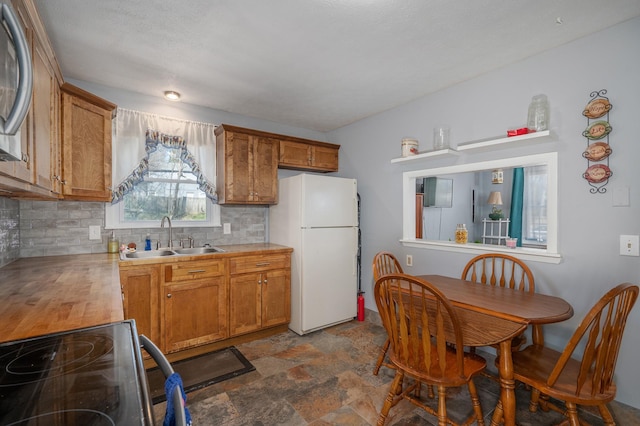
<box><xmin>375</xmin><ymin>273</ymin><xmax>467</xmax><ymax>381</ymax></box>
<box><xmin>548</xmin><ymin>283</ymin><xmax>638</xmax><ymax>397</ymax></box>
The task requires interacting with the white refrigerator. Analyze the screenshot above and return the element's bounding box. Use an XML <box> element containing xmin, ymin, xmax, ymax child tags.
<box><xmin>269</xmin><ymin>173</ymin><xmax>358</xmax><ymax>335</ymax></box>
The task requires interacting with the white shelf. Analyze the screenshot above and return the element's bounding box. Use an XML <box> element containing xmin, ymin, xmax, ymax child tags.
<box><xmin>391</xmin><ymin>148</ymin><xmax>459</xmax><ymax>164</ymax></box>
<box><xmin>456</xmin><ymin>130</ymin><xmax>550</xmax><ymax>151</ymax></box>
<box><xmin>390</xmin><ymin>130</ymin><xmax>551</xmax><ymax>164</ymax></box>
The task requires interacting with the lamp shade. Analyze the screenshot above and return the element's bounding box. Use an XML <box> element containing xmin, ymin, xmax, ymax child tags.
<box><xmin>487</xmin><ymin>191</ymin><xmax>503</xmax><ymax>205</ymax></box>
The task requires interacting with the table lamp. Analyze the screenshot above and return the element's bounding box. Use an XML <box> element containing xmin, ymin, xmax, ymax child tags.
<box><xmin>487</xmin><ymin>191</ymin><xmax>503</xmax><ymax>220</ymax></box>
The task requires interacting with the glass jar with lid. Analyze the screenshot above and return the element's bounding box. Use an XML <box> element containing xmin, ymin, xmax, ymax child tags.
<box><xmin>527</xmin><ymin>94</ymin><xmax>550</xmax><ymax>132</ymax></box>
<box><xmin>455</xmin><ymin>224</ymin><xmax>468</xmax><ymax>244</ymax></box>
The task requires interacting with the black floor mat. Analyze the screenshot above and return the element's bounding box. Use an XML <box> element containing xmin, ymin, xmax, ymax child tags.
<box><xmin>146</xmin><ymin>346</ymin><xmax>255</xmax><ymax>404</ymax></box>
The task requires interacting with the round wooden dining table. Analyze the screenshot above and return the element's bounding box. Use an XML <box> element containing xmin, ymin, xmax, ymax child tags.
<box><xmin>417</xmin><ymin>274</ymin><xmax>574</xmax><ymax>426</ymax></box>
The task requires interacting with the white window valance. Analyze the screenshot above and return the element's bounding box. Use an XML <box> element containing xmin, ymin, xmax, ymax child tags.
<box><xmin>112</xmin><ymin>108</ymin><xmax>217</xmax><ymax>203</ymax></box>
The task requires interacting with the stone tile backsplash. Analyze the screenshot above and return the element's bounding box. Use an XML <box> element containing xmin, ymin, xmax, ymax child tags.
<box><xmin>17</xmin><ymin>200</ymin><xmax>267</xmax><ymax>258</ymax></box>
<box><xmin>0</xmin><ymin>197</ymin><xmax>20</xmax><ymax>268</ymax></box>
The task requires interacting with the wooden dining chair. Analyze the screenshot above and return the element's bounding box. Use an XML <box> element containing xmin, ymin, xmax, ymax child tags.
<box><xmin>493</xmin><ymin>283</ymin><xmax>639</xmax><ymax>426</ymax></box>
<box><xmin>372</xmin><ymin>251</ymin><xmax>403</xmax><ymax>376</ymax></box>
<box><xmin>461</xmin><ymin>253</ymin><xmax>542</xmax><ymax>350</ymax></box>
<box><xmin>375</xmin><ymin>273</ymin><xmax>487</xmax><ymax>426</ymax></box>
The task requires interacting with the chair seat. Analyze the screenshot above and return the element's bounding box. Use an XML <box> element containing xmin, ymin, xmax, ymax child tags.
<box><xmin>509</xmin><ymin>345</ymin><xmax>617</xmax><ymax>405</ymax></box>
<box><xmin>393</xmin><ymin>345</ymin><xmax>487</xmax><ymax>387</ymax></box>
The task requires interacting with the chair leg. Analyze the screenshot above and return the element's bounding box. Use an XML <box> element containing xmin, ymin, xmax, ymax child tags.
<box><xmin>489</xmin><ymin>399</ymin><xmax>503</xmax><ymax>426</ymax></box>
<box><xmin>467</xmin><ymin>379</ymin><xmax>485</xmax><ymax>426</ymax></box>
<box><xmin>373</xmin><ymin>338</ymin><xmax>390</xmax><ymax>375</ymax></box>
<box><xmin>437</xmin><ymin>385</ymin><xmax>448</xmax><ymax>426</ymax></box>
<box><xmin>598</xmin><ymin>404</ymin><xmax>616</xmax><ymax>426</ymax></box>
<box><xmin>564</xmin><ymin>402</ymin><xmax>580</xmax><ymax>426</ymax></box>
<box><xmin>529</xmin><ymin>388</ymin><xmax>541</xmax><ymax>412</ymax></box>
<box><xmin>427</xmin><ymin>383</ymin><xmax>435</xmax><ymax>399</ymax></box>
<box><xmin>377</xmin><ymin>370</ymin><xmax>404</xmax><ymax>426</ymax></box>
<box><xmin>538</xmin><ymin>393</ymin><xmax>552</xmax><ymax>412</ymax></box>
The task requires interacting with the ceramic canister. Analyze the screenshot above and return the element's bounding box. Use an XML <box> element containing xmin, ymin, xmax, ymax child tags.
<box><xmin>401</xmin><ymin>138</ymin><xmax>419</xmax><ymax>157</ymax></box>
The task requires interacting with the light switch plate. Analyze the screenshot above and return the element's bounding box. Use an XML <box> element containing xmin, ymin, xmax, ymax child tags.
<box><xmin>620</xmin><ymin>235</ymin><xmax>639</xmax><ymax>256</ymax></box>
<box><xmin>223</xmin><ymin>223</ymin><xmax>231</xmax><ymax>234</ymax></box>
<box><xmin>89</xmin><ymin>225</ymin><xmax>101</xmax><ymax>240</ymax></box>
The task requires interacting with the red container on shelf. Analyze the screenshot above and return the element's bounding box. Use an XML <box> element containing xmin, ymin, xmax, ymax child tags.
<box><xmin>507</xmin><ymin>127</ymin><xmax>530</xmax><ymax>137</ymax></box>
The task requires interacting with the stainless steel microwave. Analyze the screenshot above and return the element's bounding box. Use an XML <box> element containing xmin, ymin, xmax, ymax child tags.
<box><xmin>0</xmin><ymin>2</ymin><xmax>32</xmax><ymax>161</ymax></box>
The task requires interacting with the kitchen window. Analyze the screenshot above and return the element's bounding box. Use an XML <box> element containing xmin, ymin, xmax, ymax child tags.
<box><xmin>522</xmin><ymin>165</ymin><xmax>547</xmax><ymax>247</ymax></box>
<box><xmin>106</xmin><ymin>144</ymin><xmax>220</xmax><ymax>228</ymax></box>
<box><xmin>106</xmin><ymin>109</ymin><xmax>220</xmax><ymax>229</ymax></box>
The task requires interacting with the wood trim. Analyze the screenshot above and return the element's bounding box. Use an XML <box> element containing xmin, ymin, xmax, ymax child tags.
<box><xmin>60</xmin><ymin>83</ymin><xmax>117</xmax><ymax>117</ymax></box>
<box><xmin>215</xmin><ymin>124</ymin><xmax>339</xmax><ymax>149</ymax></box>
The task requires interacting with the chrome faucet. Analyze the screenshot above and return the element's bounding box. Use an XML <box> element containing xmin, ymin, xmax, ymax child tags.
<box><xmin>161</xmin><ymin>216</ymin><xmax>173</xmax><ymax>249</ymax></box>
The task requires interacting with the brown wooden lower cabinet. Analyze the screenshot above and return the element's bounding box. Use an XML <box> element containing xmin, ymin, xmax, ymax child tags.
<box><xmin>229</xmin><ymin>268</ymin><xmax>290</xmax><ymax>336</ymax></box>
<box><xmin>229</xmin><ymin>253</ymin><xmax>291</xmax><ymax>337</ymax></box>
<box><xmin>119</xmin><ymin>265</ymin><xmax>161</xmax><ymax>348</ymax></box>
<box><xmin>118</xmin><ymin>249</ymin><xmax>291</xmax><ymax>354</ymax></box>
<box><xmin>163</xmin><ymin>276</ymin><xmax>228</xmax><ymax>353</ymax></box>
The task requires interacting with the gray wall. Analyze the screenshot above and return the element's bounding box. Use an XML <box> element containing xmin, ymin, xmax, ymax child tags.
<box><xmin>329</xmin><ymin>17</ymin><xmax>640</xmax><ymax>407</ymax></box>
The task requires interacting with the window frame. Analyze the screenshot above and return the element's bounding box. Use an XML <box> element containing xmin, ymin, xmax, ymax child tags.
<box><xmin>106</xmin><ymin>144</ymin><xmax>221</xmax><ymax>229</ymax></box>
<box><xmin>401</xmin><ymin>152</ymin><xmax>560</xmax><ymax>264</ymax></box>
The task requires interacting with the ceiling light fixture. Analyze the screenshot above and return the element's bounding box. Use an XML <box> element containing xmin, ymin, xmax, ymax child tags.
<box><xmin>163</xmin><ymin>90</ymin><xmax>181</xmax><ymax>101</ymax></box>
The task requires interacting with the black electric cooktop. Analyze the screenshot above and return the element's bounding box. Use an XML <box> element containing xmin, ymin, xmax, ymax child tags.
<box><xmin>0</xmin><ymin>321</ymin><xmax>153</xmax><ymax>425</ymax></box>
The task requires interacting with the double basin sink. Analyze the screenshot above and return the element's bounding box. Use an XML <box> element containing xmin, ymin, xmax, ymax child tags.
<box><xmin>123</xmin><ymin>246</ymin><xmax>225</xmax><ymax>259</ymax></box>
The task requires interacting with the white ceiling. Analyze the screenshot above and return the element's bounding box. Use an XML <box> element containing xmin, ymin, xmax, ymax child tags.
<box><xmin>33</xmin><ymin>0</ymin><xmax>640</xmax><ymax>132</ymax></box>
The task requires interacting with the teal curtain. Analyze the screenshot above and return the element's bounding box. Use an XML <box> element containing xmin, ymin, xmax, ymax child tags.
<box><xmin>509</xmin><ymin>168</ymin><xmax>524</xmax><ymax>247</ymax></box>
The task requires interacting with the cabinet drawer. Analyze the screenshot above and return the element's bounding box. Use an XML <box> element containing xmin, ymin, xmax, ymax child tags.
<box><xmin>229</xmin><ymin>253</ymin><xmax>291</xmax><ymax>275</ymax></box>
<box><xmin>164</xmin><ymin>259</ymin><xmax>225</xmax><ymax>283</ymax></box>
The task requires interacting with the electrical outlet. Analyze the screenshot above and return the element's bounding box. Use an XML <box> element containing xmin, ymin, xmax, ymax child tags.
<box><xmin>89</xmin><ymin>225</ymin><xmax>101</xmax><ymax>240</ymax></box>
<box><xmin>223</xmin><ymin>223</ymin><xmax>231</xmax><ymax>235</ymax></box>
<box><xmin>406</xmin><ymin>254</ymin><xmax>413</xmax><ymax>267</ymax></box>
<box><xmin>619</xmin><ymin>235</ymin><xmax>639</xmax><ymax>256</ymax></box>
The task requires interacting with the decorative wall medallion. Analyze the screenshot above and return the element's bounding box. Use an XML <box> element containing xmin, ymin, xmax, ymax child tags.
<box><xmin>583</xmin><ymin>164</ymin><xmax>612</xmax><ymax>183</ymax></box>
<box><xmin>582</xmin><ymin>142</ymin><xmax>612</xmax><ymax>161</ymax></box>
<box><xmin>582</xmin><ymin>120</ymin><xmax>612</xmax><ymax>140</ymax></box>
<box><xmin>582</xmin><ymin>98</ymin><xmax>612</xmax><ymax>119</ymax></box>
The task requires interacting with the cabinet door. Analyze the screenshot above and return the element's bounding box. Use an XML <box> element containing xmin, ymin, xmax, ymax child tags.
<box><xmin>251</xmin><ymin>136</ymin><xmax>278</xmax><ymax>203</ymax></box>
<box><xmin>278</xmin><ymin>140</ymin><xmax>339</xmax><ymax>172</ymax></box>
<box><xmin>279</xmin><ymin>140</ymin><xmax>311</xmax><ymax>168</ymax></box>
<box><xmin>261</xmin><ymin>269</ymin><xmax>291</xmax><ymax>328</ymax></box>
<box><xmin>311</xmin><ymin>145</ymin><xmax>339</xmax><ymax>171</ymax></box>
<box><xmin>61</xmin><ymin>88</ymin><xmax>113</xmax><ymax>201</ymax></box>
<box><xmin>32</xmin><ymin>40</ymin><xmax>55</xmax><ymax>192</ymax></box>
<box><xmin>229</xmin><ymin>273</ymin><xmax>261</xmax><ymax>336</ymax></box>
<box><xmin>222</xmin><ymin>131</ymin><xmax>252</xmax><ymax>203</ymax></box>
<box><xmin>164</xmin><ymin>277</ymin><xmax>228</xmax><ymax>353</ymax></box>
<box><xmin>120</xmin><ymin>266</ymin><xmax>161</xmax><ymax>347</ymax></box>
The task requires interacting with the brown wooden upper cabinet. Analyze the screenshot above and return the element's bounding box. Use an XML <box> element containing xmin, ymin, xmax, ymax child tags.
<box><xmin>60</xmin><ymin>83</ymin><xmax>116</xmax><ymax>201</ymax></box>
<box><xmin>215</xmin><ymin>124</ymin><xmax>279</xmax><ymax>205</ymax></box>
<box><xmin>278</xmin><ymin>139</ymin><xmax>339</xmax><ymax>172</ymax></box>
<box><xmin>215</xmin><ymin>124</ymin><xmax>340</xmax><ymax>205</ymax></box>
<box><xmin>0</xmin><ymin>0</ymin><xmax>62</xmax><ymax>198</ymax></box>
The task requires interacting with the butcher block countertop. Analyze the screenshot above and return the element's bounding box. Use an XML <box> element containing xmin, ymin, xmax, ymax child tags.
<box><xmin>0</xmin><ymin>253</ymin><xmax>123</xmax><ymax>344</ymax></box>
<box><xmin>0</xmin><ymin>243</ymin><xmax>292</xmax><ymax>344</ymax></box>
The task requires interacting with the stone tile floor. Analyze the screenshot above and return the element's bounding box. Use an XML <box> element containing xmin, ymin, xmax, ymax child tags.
<box><xmin>153</xmin><ymin>314</ymin><xmax>640</xmax><ymax>425</ymax></box>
